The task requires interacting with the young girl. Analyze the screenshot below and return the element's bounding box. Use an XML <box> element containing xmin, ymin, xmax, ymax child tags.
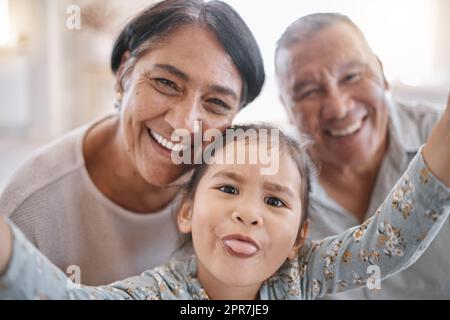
<box><xmin>1</xmin><ymin>100</ymin><xmax>450</xmax><ymax>299</ymax></box>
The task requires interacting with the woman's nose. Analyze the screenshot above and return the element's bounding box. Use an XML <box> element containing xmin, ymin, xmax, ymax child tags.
<box><xmin>165</xmin><ymin>97</ymin><xmax>201</xmax><ymax>134</ymax></box>
<box><xmin>231</xmin><ymin>210</ymin><xmax>264</xmax><ymax>227</ymax></box>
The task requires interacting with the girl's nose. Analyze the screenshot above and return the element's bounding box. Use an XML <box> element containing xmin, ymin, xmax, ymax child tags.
<box><xmin>231</xmin><ymin>210</ymin><xmax>264</xmax><ymax>227</ymax></box>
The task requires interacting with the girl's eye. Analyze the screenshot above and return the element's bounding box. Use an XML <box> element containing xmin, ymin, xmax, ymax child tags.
<box><xmin>265</xmin><ymin>196</ymin><xmax>286</xmax><ymax>208</ymax></box>
<box><xmin>218</xmin><ymin>185</ymin><xmax>239</xmax><ymax>195</ymax></box>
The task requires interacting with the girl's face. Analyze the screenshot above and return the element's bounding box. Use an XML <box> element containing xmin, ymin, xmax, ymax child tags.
<box><xmin>118</xmin><ymin>25</ymin><xmax>243</xmax><ymax>186</ymax></box>
<box><xmin>178</xmin><ymin>140</ymin><xmax>304</xmax><ymax>293</ymax></box>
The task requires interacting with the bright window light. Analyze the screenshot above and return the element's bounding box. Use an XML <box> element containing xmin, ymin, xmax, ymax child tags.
<box><xmin>0</xmin><ymin>0</ymin><xmax>9</xmax><ymax>46</ymax></box>
<box><xmin>223</xmin><ymin>0</ymin><xmax>439</xmax><ymax>124</ymax></box>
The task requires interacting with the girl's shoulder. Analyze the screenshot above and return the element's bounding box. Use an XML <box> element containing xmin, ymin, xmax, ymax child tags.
<box><xmin>130</xmin><ymin>255</ymin><xmax>209</xmax><ymax>300</ymax></box>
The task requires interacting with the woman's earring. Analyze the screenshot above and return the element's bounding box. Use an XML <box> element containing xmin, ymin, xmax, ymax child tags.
<box><xmin>114</xmin><ymin>91</ymin><xmax>123</xmax><ymax>110</ymax></box>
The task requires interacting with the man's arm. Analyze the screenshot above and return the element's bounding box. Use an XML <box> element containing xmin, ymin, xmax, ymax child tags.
<box><xmin>297</xmin><ymin>94</ymin><xmax>450</xmax><ymax>299</ymax></box>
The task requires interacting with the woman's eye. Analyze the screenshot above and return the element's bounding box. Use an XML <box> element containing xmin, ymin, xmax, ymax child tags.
<box><xmin>210</xmin><ymin>98</ymin><xmax>229</xmax><ymax>108</ymax></box>
<box><xmin>265</xmin><ymin>196</ymin><xmax>286</xmax><ymax>208</ymax></box>
<box><xmin>205</xmin><ymin>98</ymin><xmax>231</xmax><ymax>115</ymax></box>
<box><xmin>218</xmin><ymin>185</ymin><xmax>239</xmax><ymax>195</ymax></box>
<box><xmin>154</xmin><ymin>78</ymin><xmax>179</xmax><ymax>92</ymax></box>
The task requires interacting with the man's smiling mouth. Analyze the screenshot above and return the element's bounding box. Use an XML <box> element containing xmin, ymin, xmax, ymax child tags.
<box><xmin>325</xmin><ymin>116</ymin><xmax>368</xmax><ymax>138</ymax></box>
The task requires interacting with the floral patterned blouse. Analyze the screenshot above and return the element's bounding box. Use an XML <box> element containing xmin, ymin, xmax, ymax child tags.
<box><xmin>1</xmin><ymin>151</ymin><xmax>450</xmax><ymax>300</ymax></box>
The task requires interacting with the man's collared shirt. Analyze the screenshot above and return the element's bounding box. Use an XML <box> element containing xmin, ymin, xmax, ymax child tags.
<box><xmin>307</xmin><ymin>99</ymin><xmax>449</xmax><ymax>299</ymax></box>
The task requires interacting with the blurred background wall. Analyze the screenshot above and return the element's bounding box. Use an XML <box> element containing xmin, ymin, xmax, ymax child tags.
<box><xmin>0</xmin><ymin>0</ymin><xmax>449</xmax><ymax>191</ymax></box>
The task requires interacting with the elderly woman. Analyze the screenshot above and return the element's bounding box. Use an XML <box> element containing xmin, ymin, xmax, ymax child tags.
<box><xmin>0</xmin><ymin>0</ymin><xmax>264</xmax><ymax>285</ymax></box>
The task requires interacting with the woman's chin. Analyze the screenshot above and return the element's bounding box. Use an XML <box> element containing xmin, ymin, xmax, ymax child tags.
<box><xmin>141</xmin><ymin>166</ymin><xmax>191</xmax><ymax>188</ymax></box>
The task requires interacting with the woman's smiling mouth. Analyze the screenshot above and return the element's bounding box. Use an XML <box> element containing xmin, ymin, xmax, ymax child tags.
<box><xmin>148</xmin><ymin>128</ymin><xmax>186</xmax><ymax>152</ymax></box>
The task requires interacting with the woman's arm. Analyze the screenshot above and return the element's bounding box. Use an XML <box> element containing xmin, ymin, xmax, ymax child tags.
<box><xmin>296</xmin><ymin>94</ymin><xmax>450</xmax><ymax>299</ymax></box>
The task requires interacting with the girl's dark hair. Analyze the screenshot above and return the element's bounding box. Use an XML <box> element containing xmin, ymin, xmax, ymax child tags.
<box><xmin>181</xmin><ymin>123</ymin><xmax>313</xmax><ymax>246</ymax></box>
<box><xmin>111</xmin><ymin>0</ymin><xmax>265</xmax><ymax>108</ymax></box>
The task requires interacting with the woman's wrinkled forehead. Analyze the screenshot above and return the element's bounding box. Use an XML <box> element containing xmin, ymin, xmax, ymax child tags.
<box><xmin>134</xmin><ymin>26</ymin><xmax>243</xmax><ymax>91</ymax></box>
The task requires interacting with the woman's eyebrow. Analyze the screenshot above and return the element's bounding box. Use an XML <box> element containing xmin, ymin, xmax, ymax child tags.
<box><xmin>208</xmin><ymin>85</ymin><xmax>239</xmax><ymax>102</ymax></box>
<box><xmin>152</xmin><ymin>64</ymin><xmax>190</xmax><ymax>81</ymax></box>
<box><xmin>150</xmin><ymin>65</ymin><xmax>238</xmax><ymax>101</ymax></box>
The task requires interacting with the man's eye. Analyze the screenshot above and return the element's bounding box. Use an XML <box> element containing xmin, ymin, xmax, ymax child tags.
<box><xmin>301</xmin><ymin>89</ymin><xmax>319</xmax><ymax>99</ymax></box>
<box><xmin>265</xmin><ymin>196</ymin><xmax>286</xmax><ymax>208</ymax></box>
<box><xmin>218</xmin><ymin>185</ymin><xmax>239</xmax><ymax>195</ymax></box>
<box><xmin>342</xmin><ymin>73</ymin><xmax>361</xmax><ymax>84</ymax></box>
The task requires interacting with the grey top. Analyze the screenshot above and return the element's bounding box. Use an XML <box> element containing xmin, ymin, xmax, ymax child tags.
<box><xmin>0</xmin><ymin>116</ymin><xmax>186</xmax><ymax>285</ymax></box>
<box><xmin>307</xmin><ymin>100</ymin><xmax>448</xmax><ymax>299</ymax></box>
<box><xmin>1</xmin><ymin>150</ymin><xmax>449</xmax><ymax>300</ymax></box>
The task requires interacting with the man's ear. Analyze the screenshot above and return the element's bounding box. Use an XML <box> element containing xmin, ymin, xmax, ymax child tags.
<box><xmin>278</xmin><ymin>92</ymin><xmax>287</xmax><ymax>108</ymax></box>
<box><xmin>376</xmin><ymin>55</ymin><xmax>390</xmax><ymax>91</ymax></box>
<box><xmin>279</xmin><ymin>93</ymin><xmax>296</xmax><ymax>126</ymax></box>
<box><xmin>288</xmin><ymin>219</ymin><xmax>309</xmax><ymax>260</ymax></box>
<box><xmin>177</xmin><ymin>200</ymin><xmax>193</xmax><ymax>234</ymax></box>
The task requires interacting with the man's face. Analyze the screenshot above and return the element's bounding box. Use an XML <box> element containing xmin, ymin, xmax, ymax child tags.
<box><xmin>276</xmin><ymin>23</ymin><xmax>390</xmax><ymax>169</ymax></box>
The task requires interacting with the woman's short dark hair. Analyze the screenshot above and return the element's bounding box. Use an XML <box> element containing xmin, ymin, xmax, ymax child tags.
<box><xmin>111</xmin><ymin>0</ymin><xmax>265</xmax><ymax>108</ymax></box>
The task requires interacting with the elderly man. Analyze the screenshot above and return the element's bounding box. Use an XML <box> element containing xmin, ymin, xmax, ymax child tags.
<box><xmin>275</xmin><ymin>13</ymin><xmax>448</xmax><ymax>299</ymax></box>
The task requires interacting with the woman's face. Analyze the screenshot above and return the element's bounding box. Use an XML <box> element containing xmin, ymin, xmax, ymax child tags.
<box><xmin>179</xmin><ymin>140</ymin><xmax>304</xmax><ymax>292</ymax></box>
<box><xmin>118</xmin><ymin>26</ymin><xmax>243</xmax><ymax>186</ymax></box>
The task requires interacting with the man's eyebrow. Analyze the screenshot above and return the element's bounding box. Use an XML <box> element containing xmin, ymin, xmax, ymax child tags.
<box><xmin>153</xmin><ymin>64</ymin><xmax>190</xmax><ymax>81</ymax></box>
<box><xmin>208</xmin><ymin>85</ymin><xmax>239</xmax><ymax>101</ymax></box>
<box><xmin>263</xmin><ymin>181</ymin><xmax>296</xmax><ymax>199</ymax></box>
<box><xmin>339</xmin><ymin>61</ymin><xmax>368</xmax><ymax>72</ymax></box>
<box><xmin>291</xmin><ymin>61</ymin><xmax>369</xmax><ymax>93</ymax></box>
<box><xmin>211</xmin><ymin>170</ymin><xmax>245</xmax><ymax>183</ymax></box>
<box><xmin>292</xmin><ymin>78</ymin><xmax>318</xmax><ymax>94</ymax></box>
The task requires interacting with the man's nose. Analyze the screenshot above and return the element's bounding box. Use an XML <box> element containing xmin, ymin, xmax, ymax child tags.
<box><xmin>321</xmin><ymin>85</ymin><xmax>350</xmax><ymax>120</ymax></box>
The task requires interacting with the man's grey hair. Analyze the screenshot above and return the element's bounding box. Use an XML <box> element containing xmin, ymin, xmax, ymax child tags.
<box><xmin>275</xmin><ymin>12</ymin><xmax>365</xmax><ymax>56</ymax></box>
